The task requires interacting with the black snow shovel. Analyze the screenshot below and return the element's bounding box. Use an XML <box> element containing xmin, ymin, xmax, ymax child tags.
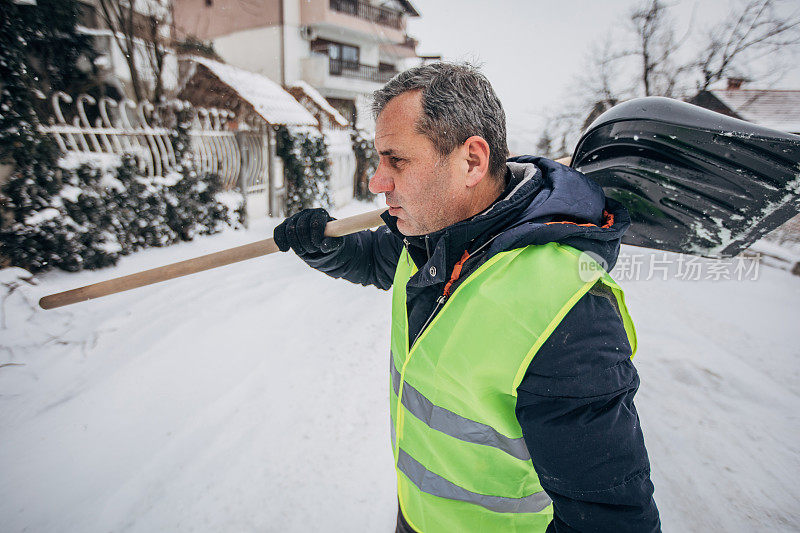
<box><xmin>571</xmin><ymin>96</ymin><xmax>800</xmax><ymax>258</ymax></box>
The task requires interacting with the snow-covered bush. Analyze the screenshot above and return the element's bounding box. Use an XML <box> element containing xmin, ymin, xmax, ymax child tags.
<box><xmin>0</xmin><ymin>102</ymin><xmax>244</xmax><ymax>273</ymax></box>
<box><xmin>166</xmin><ymin>102</ymin><xmax>244</xmax><ymax>239</ymax></box>
<box><xmin>0</xmin><ymin>139</ymin><xmax>81</xmax><ymax>271</ymax></box>
<box><xmin>0</xmin><ymin>0</ymin><xmax>98</xmax><ymax>271</ymax></box>
<box><xmin>0</xmin><ymin>153</ymin><xmax>242</xmax><ymax>273</ymax></box>
<box><xmin>276</xmin><ymin>126</ymin><xmax>332</xmax><ymax>216</ymax></box>
<box><xmin>0</xmin><ymin>3</ymin><xmax>243</xmax><ymax>274</ymax></box>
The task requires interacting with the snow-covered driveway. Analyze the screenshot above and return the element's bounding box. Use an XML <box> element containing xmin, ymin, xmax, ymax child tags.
<box><xmin>1</xmin><ymin>202</ymin><xmax>798</xmax><ymax>532</ymax></box>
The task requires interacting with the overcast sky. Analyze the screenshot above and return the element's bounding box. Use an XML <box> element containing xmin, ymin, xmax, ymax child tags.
<box><xmin>406</xmin><ymin>0</ymin><xmax>800</xmax><ymax>152</ymax></box>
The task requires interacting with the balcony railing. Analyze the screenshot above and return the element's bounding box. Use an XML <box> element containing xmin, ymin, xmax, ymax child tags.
<box><xmin>329</xmin><ymin>0</ymin><xmax>403</xmax><ymax>30</ymax></box>
<box><xmin>329</xmin><ymin>58</ymin><xmax>396</xmax><ymax>83</ymax></box>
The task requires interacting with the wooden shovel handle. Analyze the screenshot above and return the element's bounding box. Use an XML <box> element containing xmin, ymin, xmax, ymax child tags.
<box><xmin>39</xmin><ymin>208</ymin><xmax>388</xmax><ymax>310</ymax></box>
<box><xmin>324</xmin><ymin>208</ymin><xmax>387</xmax><ymax>237</ymax></box>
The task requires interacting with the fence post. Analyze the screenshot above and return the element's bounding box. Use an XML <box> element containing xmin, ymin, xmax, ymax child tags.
<box><xmin>237</xmin><ymin>150</ymin><xmax>250</xmax><ymax>229</ymax></box>
<box><xmin>267</xmin><ymin>126</ymin><xmax>277</xmax><ymax>217</ymax></box>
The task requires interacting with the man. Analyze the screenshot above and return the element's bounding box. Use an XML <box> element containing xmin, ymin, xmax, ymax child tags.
<box><xmin>273</xmin><ymin>62</ymin><xmax>660</xmax><ymax>532</ymax></box>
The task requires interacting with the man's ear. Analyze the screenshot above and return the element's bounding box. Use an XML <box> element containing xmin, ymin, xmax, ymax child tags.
<box><xmin>462</xmin><ymin>136</ymin><xmax>491</xmax><ymax>188</ymax></box>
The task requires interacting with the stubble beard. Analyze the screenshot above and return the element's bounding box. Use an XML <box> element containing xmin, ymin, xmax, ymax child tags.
<box><xmin>401</xmin><ymin>168</ymin><xmax>458</xmax><ymax>236</ymax></box>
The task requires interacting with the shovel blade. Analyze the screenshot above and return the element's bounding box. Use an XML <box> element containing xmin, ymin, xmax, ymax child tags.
<box><xmin>573</xmin><ymin>97</ymin><xmax>800</xmax><ymax>258</ymax></box>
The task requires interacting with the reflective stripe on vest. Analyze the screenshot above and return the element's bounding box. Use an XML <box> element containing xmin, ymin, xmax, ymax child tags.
<box><xmin>389</xmin><ymin>242</ymin><xmax>637</xmax><ymax>533</ymax></box>
<box><xmin>390</xmin><ymin>353</ymin><xmax>531</xmax><ymax>461</ymax></box>
<box><xmin>389</xmin><ymin>415</ymin><xmax>551</xmax><ymax>514</ymax></box>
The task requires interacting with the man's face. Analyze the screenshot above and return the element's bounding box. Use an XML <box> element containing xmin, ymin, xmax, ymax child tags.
<box><xmin>369</xmin><ymin>91</ymin><xmax>467</xmax><ymax>236</ymax></box>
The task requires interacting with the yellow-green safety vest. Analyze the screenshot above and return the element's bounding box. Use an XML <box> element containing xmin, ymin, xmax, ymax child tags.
<box><xmin>389</xmin><ymin>242</ymin><xmax>637</xmax><ymax>532</ymax></box>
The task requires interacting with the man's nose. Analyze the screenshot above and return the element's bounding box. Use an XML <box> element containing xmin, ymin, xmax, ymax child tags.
<box><xmin>369</xmin><ymin>162</ymin><xmax>394</xmax><ymax>194</ymax></box>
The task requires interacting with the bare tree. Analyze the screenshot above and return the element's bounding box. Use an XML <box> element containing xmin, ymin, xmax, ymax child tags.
<box><xmin>143</xmin><ymin>8</ymin><xmax>169</xmax><ymax>103</ymax></box>
<box><xmin>578</xmin><ymin>37</ymin><xmax>632</xmax><ymax>126</ymax></box>
<box><xmin>696</xmin><ymin>0</ymin><xmax>800</xmax><ymax>91</ymax></box>
<box><xmin>567</xmin><ymin>0</ymin><xmax>799</xmax><ymax>121</ymax></box>
<box><xmin>623</xmin><ymin>0</ymin><xmax>800</xmax><ymax>96</ymax></box>
<box><xmin>535</xmin><ymin>129</ymin><xmax>554</xmax><ymax>159</ymax></box>
<box><xmin>585</xmin><ymin>38</ymin><xmax>626</xmax><ymax>105</ymax></box>
<box><xmin>631</xmin><ymin>0</ymin><xmax>671</xmax><ymax>96</ymax></box>
<box><xmin>96</xmin><ymin>0</ymin><xmax>170</xmax><ymax>102</ymax></box>
<box><xmin>538</xmin><ymin>37</ymin><xmax>628</xmax><ymax>156</ymax></box>
<box><xmin>537</xmin><ymin>0</ymin><xmax>799</xmax><ymax>158</ymax></box>
<box><xmin>628</xmin><ymin>0</ymin><xmax>698</xmax><ymax>97</ymax></box>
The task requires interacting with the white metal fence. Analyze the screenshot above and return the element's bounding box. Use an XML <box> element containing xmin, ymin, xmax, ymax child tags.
<box><xmin>38</xmin><ymin>92</ymin><xmax>361</xmax><ymax>217</ymax></box>
<box><xmin>39</xmin><ymin>93</ymin><xmax>274</xmax><ymax>201</ymax></box>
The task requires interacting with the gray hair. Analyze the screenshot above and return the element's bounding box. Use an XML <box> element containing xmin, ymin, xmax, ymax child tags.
<box><xmin>372</xmin><ymin>62</ymin><xmax>509</xmax><ymax>180</ymax></box>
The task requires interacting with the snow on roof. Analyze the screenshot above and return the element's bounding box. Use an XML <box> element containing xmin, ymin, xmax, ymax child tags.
<box><xmin>288</xmin><ymin>80</ymin><xmax>349</xmax><ymax>127</ymax></box>
<box><xmin>190</xmin><ymin>57</ymin><xmax>316</xmax><ymax>126</ymax></box>
<box><xmin>710</xmin><ymin>89</ymin><xmax>800</xmax><ymax>133</ymax></box>
<box><xmin>396</xmin><ymin>0</ymin><xmax>421</xmax><ymax>16</ymax></box>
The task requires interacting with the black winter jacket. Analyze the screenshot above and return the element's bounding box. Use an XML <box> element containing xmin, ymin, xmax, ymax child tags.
<box><xmin>301</xmin><ymin>157</ymin><xmax>661</xmax><ymax>533</ymax></box>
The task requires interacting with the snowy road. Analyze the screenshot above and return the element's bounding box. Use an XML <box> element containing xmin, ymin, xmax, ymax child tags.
<box><xmin>1</xmin><ymin>202</ymin><xmax>799</xmax><ymax>532</ymax></box>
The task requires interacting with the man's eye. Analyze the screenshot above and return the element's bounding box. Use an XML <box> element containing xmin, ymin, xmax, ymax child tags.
<box><xmin>390</xmin><ymin>157</ymin><xmax>403</xmax><ymax>166</ymax></box>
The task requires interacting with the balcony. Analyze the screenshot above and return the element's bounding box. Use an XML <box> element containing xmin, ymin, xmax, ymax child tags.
<box><xmin>329</xmin><ymin>0</ymin><xmax>403</xmax><ymax>30</ymax></box>
<box><xmin>329</xmin><ymin>58</ymin><xmax>396</xmax><ymax>84</ymax></box>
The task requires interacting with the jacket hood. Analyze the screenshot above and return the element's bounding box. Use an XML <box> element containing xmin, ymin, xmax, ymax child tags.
<box><xmin>380</xmin><ymin>156</ymin><xmax>630</xmax><ymax>287</ymax></box>
<box><xmin>489</xmin><ymin>156</ymin><xmax>630</xmax><ymax>271</ymax></box>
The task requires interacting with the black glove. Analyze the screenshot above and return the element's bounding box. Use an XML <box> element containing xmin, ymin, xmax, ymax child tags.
<box><xmin>273</xmin><ymin>208</ymin><xmax>344</xmax><ymax>255</ymax></box>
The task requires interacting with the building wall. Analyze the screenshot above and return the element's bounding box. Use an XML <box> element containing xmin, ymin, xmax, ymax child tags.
<box><xmin>282</xmin><ymin>0</ymin><xmax>307</xmax><ymax>84</ymax></box>
<box><xmin>174</xmin><ymin>0</ymin><xmax>407</xmax><ymax>43</ymax></box>
<box><xmin>199</xmin><ymin>1</ymin><xmax>310</xmax><ymax>86</ymax></box>
<box><xmin>299</xmin><ymin>0</ymin><xmax>406</xmax><ymax>43</ymax></box>
<box><xmin>212</xmin><ymin>26</ymin><xmax>284</xmax><ymax>82</ymax></box>
<box><xmin>172</xmin><ymin>0</ymin><xmax>281</xmax><ymax>41</ymax></box>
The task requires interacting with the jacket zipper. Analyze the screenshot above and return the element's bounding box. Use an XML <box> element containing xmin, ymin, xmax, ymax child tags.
<box><xmin>411</xmin><ymin>294</ymin><xmax>445</xmax><ymax>349</ymax></box>
<box><xmin>403</xmin><ymin>235</ymin><xmax>441</xmax><ymax>348</ymax></box>
<box><xmin>408</xmin><ymin>234</ymin><xmax>500</xmax><ymax>349</ymax></box>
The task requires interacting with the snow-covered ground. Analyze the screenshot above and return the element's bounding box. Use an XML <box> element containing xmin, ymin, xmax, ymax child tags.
<box><xmin>1</xmin><ymin>201</ymin><xmax>798</xmax><ymax>532</ymax></box>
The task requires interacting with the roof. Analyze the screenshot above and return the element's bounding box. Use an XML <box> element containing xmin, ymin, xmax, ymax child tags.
<box><xmin>188</xmin><ymin>57</ymin><xmax>316</xmax><ymax>126</ymax></box>
<box><xmin>708</xmin><ymin>89</ymin><xmax>800</xmax><ymax>133</ymax></box>
<box><xmin>287</xmin><ymin>80</ymin><xmax>349</xmax><ymax>128</ymax></box>
<box><xmin>397</xmin><ymin>0</ymin><xmax>421</xmax><ymax>17</ymax></box>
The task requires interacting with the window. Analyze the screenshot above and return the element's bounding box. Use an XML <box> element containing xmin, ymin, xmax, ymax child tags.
<box><xmin>310</xmin><ymin>38</ymin><xmax>359</xmax><ymax>68</ymax></box>
<box><xmin>340</xmin><ymin>45</ymin><xmax>359</xmax><ymax>67</ymax></box>
<box><xmin>329</xmin><ymin>43</ymin><xmax>359</xmax><ymax>68</ymax></box>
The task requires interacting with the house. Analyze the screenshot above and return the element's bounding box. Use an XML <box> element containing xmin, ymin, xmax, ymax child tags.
<box><xmin>178</xmin><ymin>56</ymin><xmax>318</xmax><ymax>216</ymax></box>
<box><xmin>286</xmin><ymin>80</ymin><xmax>350</xmax><ymax>131</ymax></box>
<box><xmin>686</xmin><ymin>79</ymin><xmax>800</xmax><ymax>134</ymax></box>
<box><xmin>172</xmin><ymin>0</ymin><xmax>422</xmax><ymax>130</ymax></box>
<box><xmin>179</xmin><ymin>56</ymin><xmax>317</xmax><ymax>127</ymax></box>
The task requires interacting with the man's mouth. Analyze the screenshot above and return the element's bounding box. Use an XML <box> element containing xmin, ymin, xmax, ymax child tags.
<box><xmin>386</xmin><ymin>197</ymin><xmax>402</xmax><ymax>216</ymax></box>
